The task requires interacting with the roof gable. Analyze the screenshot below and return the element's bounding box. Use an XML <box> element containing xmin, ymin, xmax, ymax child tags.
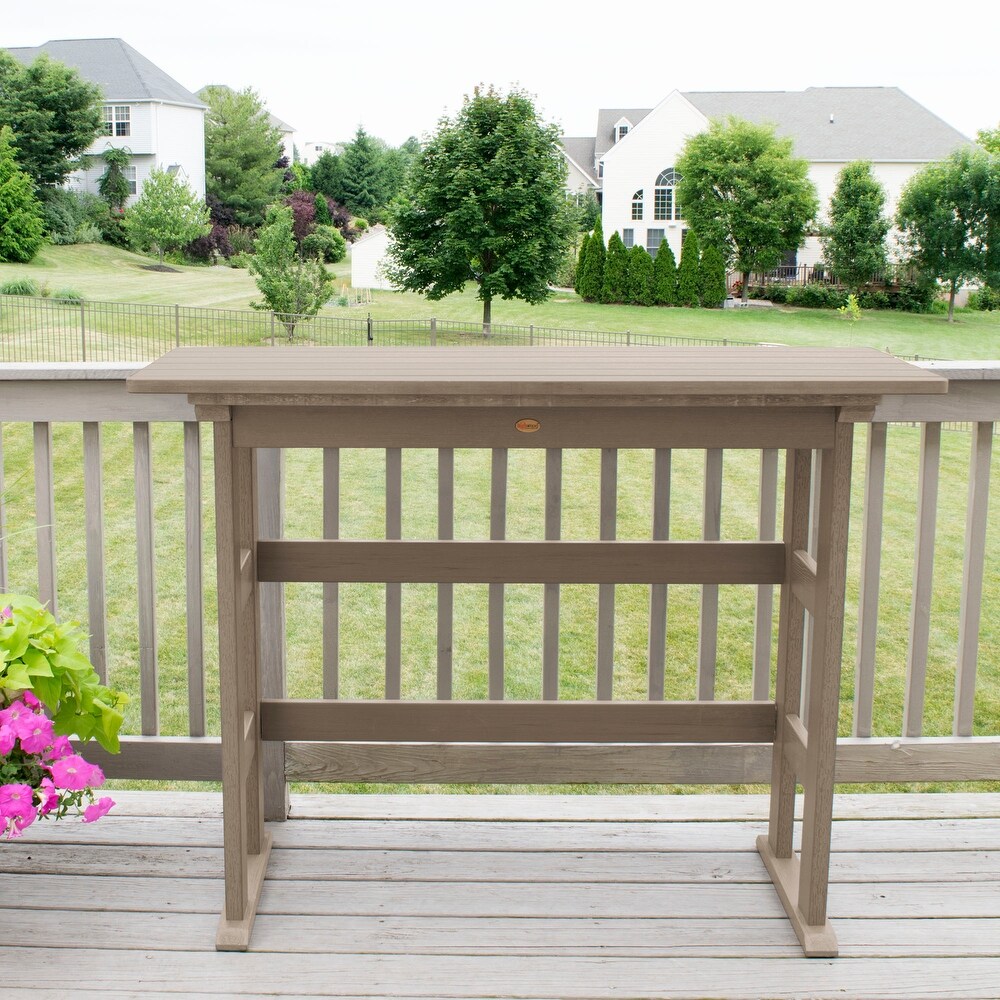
<box><xmin>6</xmin><ymin>38</ymin><xmax>205</xmax><ymax>109</ymax></box>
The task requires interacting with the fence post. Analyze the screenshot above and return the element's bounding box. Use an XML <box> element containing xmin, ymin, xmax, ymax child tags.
<box><xmin>626</xmin><ymin>331</ymin><xmax>630</xmax><ymax>347</ymax></box>
<box><xmin>530</xmin><ymin>325</ymin><xmax>534</xmax><ymax>346</ymax></box>
<box><xmin>430</xmin><ymin>317</ymin><xmax>437</xmax><ymax>347</ymax></box>
<box><xmin>270</xmin><ymin>313</ymin><xmax>276</xmax><ymax>347</ymax></box>
<box><xmin>367</xmin><ymin>312</ymin><xmax>373</xmax><ymax>344</ymax></box>
<box><xmin>174</xmin><ymin>304</ymin><xmax>181</xmax><ymax>349</ymax></box>
<box><xmin>80</xmin><ymin>302</ymin><xmax>86</xmax><ymax>362</ymax></box>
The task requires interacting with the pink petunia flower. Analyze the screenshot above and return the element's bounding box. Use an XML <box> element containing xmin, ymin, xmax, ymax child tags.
<box><xmin>0</xmin><ymin>701</ymin><xmax>28</xmax><ymax>729</ymax></box>
<box><xmin>0</xmin><ymin>723</ymin><xmax>14</xmax><ymax>756</ymax></box>
<box><xmin>18</xmin><ymin>714</ymin><xmax>55</xmax><ymax>755</ymax></box>
<box><xmin>82</xmin><ymin>797</ymin><xmax>115</xmax><ymax>823</ymax></box>
<box><xmin>43</xmin><ymin>735</ymin><xmax>74</xmax><ymax>761</ymax></box>
<box><xmin>0</xmin><ymin>783</ymin><xmax>37</xmax><ymax>838</ymax></box>
<box><xmin>0</xmin><ymin>605</ymin><xmax>11</xmax><ymax>621</ymax></box>
<box><xmin>36</xmin><ymin>777</ymin><xmax>59</xmax><ymax>817</ymax></box>
<box><xmin>48</xmin><ymin>755</ymin><xmax>101</xmax><ymax>791</ymax></box>
<box><xmin>22</xmin><ymin>690</ymin><xmax>40</xmax><ymax>708</ymax></box>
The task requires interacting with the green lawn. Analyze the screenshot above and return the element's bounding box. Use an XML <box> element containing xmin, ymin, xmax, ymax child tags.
<box><xmin>1</xmin><ymin>244</ymin><xmax>998</xmax><ymax>359</ymax></box>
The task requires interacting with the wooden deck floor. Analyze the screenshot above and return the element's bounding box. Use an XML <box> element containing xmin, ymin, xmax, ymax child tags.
<box><xmin>4</xmin><ymin>792</ymin><xmax>1000</xmax><ymax>999</ymax></box>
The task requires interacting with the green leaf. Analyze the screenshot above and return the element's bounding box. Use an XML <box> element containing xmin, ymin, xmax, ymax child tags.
<box><xmin>23</xmin><ymin>647</ymin><xmax>54</xmax><ymax>676</ymax></box>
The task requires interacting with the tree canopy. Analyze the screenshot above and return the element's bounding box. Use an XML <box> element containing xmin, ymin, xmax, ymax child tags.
<box><xmin>386</xmin><ymin>86</ymin><xmax>574</xmax><ymax>327</ymax></box>
<box><xmin>896</xmin><ymin>146</ymin><xmax>1000</xmax><ymax>321</ymax></box>
<box><xmin>0</xmin><ymin>51</ymin><xmax>102</xmax><ymax>187</ymax></box>
<box><xmin>200</xmin><ymin>85</ymin><xmax>283</xmax><ymax>227</ymax></box>
<box><xmin>123</xmin><ymin>168</ymin><xmax>211</xmax><ymax>265</ymax></box>
<box><xmin>676</xmin><ymin>117</ymin><xmax>818</xmax><ymax>302</ymax></box>
<box><xmin>822</xmin><ymin>161</ymin><xmax>889</xmax><ymax>293</ymax></box>
<box><xmin>0</xmin><ymin>125</ymin><xmax>45</xmax><ymax>262</ymax></box>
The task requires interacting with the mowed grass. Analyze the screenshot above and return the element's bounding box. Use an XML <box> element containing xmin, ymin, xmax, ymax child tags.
<box><xmin>0</xmin><ymin>244</ymin><xmax>998</xmax><ymax>358</ymax></box>
<box><xmin>1</xmin><ymin>419</ymin><xmax>999</xmax><ymax>794</ymax></box>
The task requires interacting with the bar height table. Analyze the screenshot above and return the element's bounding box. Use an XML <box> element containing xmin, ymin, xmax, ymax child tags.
<box><xmin>128</xmin><ymin>346</ymin><xmax>947</xmax><ymax>956</ymax></box>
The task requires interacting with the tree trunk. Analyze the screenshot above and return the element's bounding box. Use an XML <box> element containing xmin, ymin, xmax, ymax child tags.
<box><xmin>482</xmin><ymin>295</ymin><xmax>492</xmax><ymax>337</ymax></box>
<box><xmin>741</xmin><ymin>271</ymin><xmax>750</xmax><ymax>305</ymax></box>
<box><xmin>948</xmin><ymin>279</ymin><xmax>957</xmax><ymax>323</ymax></box>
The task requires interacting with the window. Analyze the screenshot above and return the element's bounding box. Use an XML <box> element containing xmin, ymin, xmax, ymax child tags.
<box><xmin>124</xmin><ymin>165</ymin><xmax>137</xmax><ymax>195</ymax></box>
<box><xmin>598</xmin><ymin>161</ymin><xmax>604</xmax><ymax>178</ymax></box>
<box><xmin>631</xmin><ymin>189</ymin><xmax>643</xmax><ymax>221</ymax></box>
<box><xmin>646</xmin><ymin>229</ymin><xmax>665</xmax><ymax>258</ymax></box>
<box><xmin>654</xmin><ymin>167</ymin><xmax>682</xmax><ymax>221</ymax></box>
<box><xmin>103</xmin><ymin>105</ymin><xmax>131</xmax><ymax>137</ymax></box>
<box><xmin>616</xmin><ymin>124</ymin><xmax>629</xmax><ymax>142</ymax></box>
<box><xmin>622</xmin><ymin>228</ymin><xmax>634</xmax><ymax>249</ymax></box>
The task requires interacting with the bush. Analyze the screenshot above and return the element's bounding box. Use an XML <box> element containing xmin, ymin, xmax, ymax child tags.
<box><xmin>228</xmin><ymin>251</ymin><xmax>252</xmax><ymax>269</ymax></box>
<box><xmin>74</xmin><ymin>222</ymin><xmax>103</xmax><ymax>244</ymax></box>
<box><xmin>554</xmin><ymin>242</ymin><xmax>578</xmax><ymax>289</ymax></box>
<box><xmin>39</xmin><ymin>188</ymin><xmax>80</xmax><ymax>245</ymax></box>
<box><xmin>699</xmin><ymin>244</ymin><xmax>727</xmax><ymax>308</ymax></box>
<box><xmin>52</xmin><ymin>288</ymin><xmax>84</xmax><ymax>303</ymax></box>
<box><xmin>652</xmin><ymin>241</ymin><xmax>678</xmax><ymax>305</ymax></box>
<box><xmin>98</xmin><ymin>209</ymin><xmax>129</xmax><ymax>248</ymax></box>
<box><xmin>301</xmin><ymin>224</ymin><xmax>347</xmax><ymax>263</ymax></box>
<box><xmin>677</xmin><ymin>230</ymin><xmax>700</xmax><ymax>306</ymax></box>
<box><xmin>186</xmin><ymin>223</ymin><xmax>235</xmax><ymax>262</ymax></box>
<box><xmin>626</xmin><ymin>244</ymin><xmax>654</xmax><ymax>305</ymax></box>
<box><xmin>284</xmin><ymin>189</ymin><xmax>317</xmax><ymax>244</ymax></box>
<box><xmin>967</xmin><ymin>285</ymin><xmax>1000</xmax><ymax>310</ymax></box>
<box><xmin>857</xmin><ymin>289</ymin><xmax>891</xmax><ymax>310</ymax></box>
<box><xmin>895</xmin><ymin>276</ymin><xmax>937</xmax><ymax>313</ymax></box>
<box><xmin>227</xmin><ymin>225</ymin><xmax>257</xmax><ymax>256</ymax></box>
<box><xmin>785</xmin><ymin>284</ymin><xmax>847</xmax><ymax>308</ymax></box>
<box><xmin>353</xmin><ymin>216</ymin><xmax>370</xmax><ymax>232</ymax></box>
<box><xmin>0</xmin><ymin>278</ymin><xmax>41</xmax><ymax>296</ymax></box>
<box><xmin>601</xmin><ymin>232</ymin><xmax>629</xmax><ymax>303</ymax></box>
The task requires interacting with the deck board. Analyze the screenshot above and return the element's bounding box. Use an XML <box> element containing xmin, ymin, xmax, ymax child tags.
<box><xmin>3</xmin><ymin>792</ymin><xmax>999</xmax><ymax>999</ymax></box>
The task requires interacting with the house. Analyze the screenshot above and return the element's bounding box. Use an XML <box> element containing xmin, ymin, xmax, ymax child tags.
<box><xmin>7</xmin><ymin>38</ymin><xmax>206</xmax><ymax>204</ymax></box>
<box><xmin>562</xmin><ymin>88</ymin><xmax>970</xmax><ymax>266</ymax></box>
<box><xmin>350</xmin><ymin>225</ymin><xmax>398</xmax><ymax>290</ymax></box>
<box><xmin>299</xmin><ymin>141</ymin><xmax>343</xmax><ymax>167</ymax></box>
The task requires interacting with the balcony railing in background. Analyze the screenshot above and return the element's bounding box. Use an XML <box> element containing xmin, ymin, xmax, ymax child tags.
<box><xmin>0</xmin><ymin>361</ymin><xmax>997</xmax><ymax>820</ymax></box>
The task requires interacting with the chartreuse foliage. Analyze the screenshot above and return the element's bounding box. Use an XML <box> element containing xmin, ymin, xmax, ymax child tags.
<box><xmin>123</xmin><ymin>168</ymin><xmax>211</xmax><ymax>265</ymax></box>
<box><xmin>0</xmin><ymin>126</ymin><xmax>45</xmax><ymax>263</ymax></box>
<box><xmin>387</xmin><ymin>86</ymin><xmax>574</xmax><ymax>327</ymax></box>
<box><xmin>0</xmin><ymin>594</ymin><xmax>127</xmax><ymax>752</ymax></box>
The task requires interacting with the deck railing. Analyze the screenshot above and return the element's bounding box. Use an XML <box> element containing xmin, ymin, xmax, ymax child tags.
<box><xmin>1</xmin><ymin>361</ymin><xmax>997</xmax><ymax>817</ymax></box>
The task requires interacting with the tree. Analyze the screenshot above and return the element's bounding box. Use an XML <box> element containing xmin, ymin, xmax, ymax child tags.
<box><xmin>386</xmin><ymin>87</ymin><xmax>574</xmax><ymax>328</ymax></box>
<box><xmin>676</xmin><ymin>116</ymin><xmax>818</xmax><ymax>303</ymax></box>
<box><xmin>601</xmin><ymin>232</ymin><xmax>629</xmax><ymax>303</ymax></box>
<box><xmin>311</xmin><ymin>150</ymin><xmax>347</xmax><ymax>204</ymax></box>
<box><xmin>652</xmin><ymin>240</ymin><xmax>678</xmax><ymax>305</ymax></box>
<box><xmin>577</xmin><ymin>218</ymin><xmax>605</xmax><ymax>301</ymax></box>
<box><xmin>626</xmin><ymin>245</ymin><xmax>654</xmax><ymax>305</ymax></box>
<box><xmin>249</xmin><ymin>205</ymin><xmax>334</xmax><ymax>339</ymax></box>
<box><xmin>97</xmin><ymin>147</ymin><xmax>132</xmax><ymax>212</ymax></box>
<box><xmin>896</xmin><ymin>147</ymin><xmax>1000</xmax><ymax>321</ymax></box>
<box><xmin>123</xmin><ymin>168</ymin><xmax>211</xmax><ymax>265</ymax></box>
<box><xmin>200</xmin><ymin>85</ymin><xmax>283</xmax><ymax>227</ymax></box>
<box><xmin>822</xmin><ymin>161</ymin><xmax>889</xmax><ymax>293</ymax></box>
<box><xmin>0</xmin><ymin>125</ymin><xmax>45</xmax><ymax>262</ymax></box>
<box><xmin>0</xmin><ymin>51</ymin><xmax>102</xmax><ymax>187</ymax></box>
<box><xmin>976</xmin><ymin>124</ymin><xmax>1000</xmax><ymax>155</ymax></box>
<box><xmin>340</xmin><ymin>126</ymin><xmax>385</xmax><ymax>216</ymax></box>
<box><xmin>314</xmin><ymin>192</ymin><xmax>332</xmax><ymax>226</ymax></box>
<box><xmin>677</xmin><ymin>230</ymin><xmax>701</xmax><ymax>306</ymax></box>
<box><xmin>574</xmin><ymin>235</ymin><xmax>590</xmax><ymax>295</ymax></box>
<box><xmin>699</xmin><ymin>244</ymin><xmax>728</xmax><ymax>308</ymax></box>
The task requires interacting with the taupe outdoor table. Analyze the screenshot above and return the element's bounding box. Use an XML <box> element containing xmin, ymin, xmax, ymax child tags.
<box><xmin>128</xmin><ymin>345</ymin><xmax>947</xmax><ymax>956</ymax></box>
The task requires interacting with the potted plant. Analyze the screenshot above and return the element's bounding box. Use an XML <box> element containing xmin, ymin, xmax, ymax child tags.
<box><xmin>0</xmin><ymin>595</ymin><xmax>128</xmax><ymax>839</ymax></box>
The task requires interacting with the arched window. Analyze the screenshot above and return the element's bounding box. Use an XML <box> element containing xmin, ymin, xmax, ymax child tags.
<box><xmin>631</xmin><ymin>189</ymin><xmax>643</xmax><ymax>221</ymax></box>
<box><xmin>654</xmin><ymin>168</ymin><xmax>682</xmax><ymax>221</ymax></box>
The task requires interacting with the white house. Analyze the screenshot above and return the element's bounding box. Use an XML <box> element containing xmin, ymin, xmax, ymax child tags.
<box><xmin>350</xmin><ymin>225</ymin><xmax>398</xmax><ymax>290</ymax></box>
<box><xmin>7</xmin><ymin>38</ymin><xmax>206</xmax><ymax>204</ymax></box>
<box><xmin>562</xmin><ymin>88</ymin><xmax>970</xmax><ymax>266</ymax></box>
<box><xmin>299</xmin><ymin>141</ymin><xmax>343</xmax><ymax>167</ymax></box>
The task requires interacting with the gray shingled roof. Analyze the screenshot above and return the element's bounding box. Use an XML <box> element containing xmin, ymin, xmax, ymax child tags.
<box><xmin>582</xmin><ymin>88</ymin><xmax>968</xmax><ymax>166</ymax></box>
<box><xmin>6</xmin><ymin>38</ymin><xmax>205</xmax><ymax>108</ymax></box>
<box><xmin>561</xmin><ymin>136</ymin><xmax>598</xmax><ymax>183</ymax></box>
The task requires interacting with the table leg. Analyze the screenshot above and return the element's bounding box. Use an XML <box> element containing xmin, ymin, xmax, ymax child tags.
<box><xmin>213</xmin><ymin>419</ymin><xmax>271</xmax><ymax>950</ymax></box>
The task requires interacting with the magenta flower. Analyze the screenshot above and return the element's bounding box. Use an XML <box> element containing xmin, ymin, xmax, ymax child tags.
<box><xmin>36</xmin><ymin>777</ymin><xmax>59</xmax><ymax>817</ymax></box>
<box><xmin>43</xmin><ymin>735</ymin><xmax>74</xmax><ymax>762</ymax></box>
<box><xmin>0</xmin><ymin>723</ymin><xmax>14</xmax><ymax>756</ymax></box>
<box><xmin>0</xmin><ymin>701</ymin><xmax>29</xmax><ymax>729</ymax></box>
<box><xmin>48</xmin><ymin>755</ymin><xmax>101</xmax><ymax>791</ymax></box>
<box><xmin>18</xmin><ymin>714</ymin><xmax>55</xmax><ymax>755</ymax></box>
<box><xmin>82</xmin><ymin>797</ymin><xmax>115</xmax><ymax>823</ymax></box>
<box><xmin>22</xmin><ymin>690</ymin><xmax>40</xmax><ymax>708</ymax></box>
<box><xmin>0</xmin><ymin>605</ymin><xmax>11</xmax><ymax>620</ymax></box>
<box><xmin>0</xmin><ymin>783</ymin><xmax>37</xmax><ymax>838</ymax></box>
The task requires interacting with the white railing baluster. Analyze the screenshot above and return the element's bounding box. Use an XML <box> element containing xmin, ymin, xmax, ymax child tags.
<box><xmin>954</xmin><ymin>421</ymin><xmax>994</xmax><ymax>736</ymax></box>
<box><xmin>0</xmin><ymin>423</ymin><xmax>8</xmax><ymax>590</ymax></box>
<box><xmin>133</xmin><ymin>421</ymin><xmax>158</xmax><ymax>735</ymax></box>
<box><xmin>854</xmin><ymin>423</ymin><xmax>887</xmax><ymax>738</ymax></box>
<box><xmin>904</xmin><ymin>422</ymin><xmax>941</xmax><ymax>737</ymax></box>
<box><xmin>647</xmin><ymin>448</ymin><xmax>671</xmax><ymax>700</ymax></box>
<box><xmin>753</xmin><ymin>448</ymin><xmax>779</xmax><ymax>700</ymax></box>
<box><xmin>385</xmin><ymin>447</ymin><xmax>402</xmax><ymax>699</ymax></box>
<box><xmin>697</xmin><ymin>448</ymin><xmax>723</xmax><ymax>700</ymax></box>
<box><xmin>183</xmin><ymin>422</ymin><xmax>205</xmax><ymax>734</ymax></box>
<box><xmin>323</xmin><ymin>448</ymin><xmax>340</xmax><ymax>698</ymax></box>
<box><xmin>437</xmin><ymin>448</ymin><xmax>454</xmax><ymax>700</ymax></box>
<box><xmin>82</xmin><ymin>422</ymin><xmax>108</xmax><ymax>684</ymax></box>
<box><xmin>489</xmin><ymin>448</ymin><xmax>508</xmax><ymax>700</ymax></box>
<box><xmin>543</xmin><ymin>448</ymin><xmax>562</xmax><ymax>700</ymax></box>
<box><xmin>33</xmin><ymin>422</ymin><xmax>57</xmax><ymax>615</ymax></box>
<box><xmin>596</xmin><ymin>448</ymin><xmax>618</xmax><ymax>700</ymax></box>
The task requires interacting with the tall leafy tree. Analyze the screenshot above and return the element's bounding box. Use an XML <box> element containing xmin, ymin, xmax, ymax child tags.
<box><xmin>0</xmin><ymin>52</ymin><xmax>102</xmax><ymax>188</ymax></box>
<box><xmin>698</xmin><ymin>244</ymin><xmax>728</xmax><ymax>308</ymax></box>
<box><xmin>976</xmin><ymin>124</ymin><xmax>1000</xmax><ymax>155</ymax></box>
<box><xmin>626</xmin><ymin>245</ymin><xmax>654</xmax><ymax>306</ymax></box>
<box><xmin>676</xmin><ymin>116</ymin><xmax>818</xmax><ymax>303</ymax></box>
<box><xmin>0</xmin><ymin>125</ymin><xmax>45</xmax><ymax>262</ymax></box>
<box><xmin>677</xmin><ymin>230</ymin><xmax>701</xmax><ymax>306</ymax></box>
<box><xmin>340</xmin><ymin>126</ymin><xmax>385</xmax><ymax>216</ymax></box>
<box><xmin>123</xmin><ymin>168</ymin><xmax>211</xmax><ymax>265</ymax></box>
<box><xmin>896</xmin><ymin>147</ymin><xmax>1000</xmax><ymax>321</ymax></box>
<box><xmin>652</xmin><ymin>240</ymin><xmax>678</xmax><ymax>305</ymax></box>
<box><xmin>601</xmin><ymin>232</ymin><xmax>629</xmax><ymax>303</ymax></box>
<box><xmin>200</xmin><ymin>85</ymin><xmax>283</xmax><ymax>227</ymax></box>
<box><xmin>577</xmin><ymin>218</ymin><xmax>605</xmax><ymax>301</ymax></box>
<box><xmin>386</xmin><ymin>87</ymin><xmax>574</xmax><ymax>328</ymax></box>
<box><xmin>249</xmin><ymin>205</ymin><xmax>335</xmax><ymax>339</ymax></box>
<box><xmin>822</xmin><ymin>161</ymin><xmax>889</xmax><ymax>293</ymax></box>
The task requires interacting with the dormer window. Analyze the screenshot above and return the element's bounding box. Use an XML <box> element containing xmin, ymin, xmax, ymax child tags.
<box><xmin>614</xmin><ymin>118</ymin><xmax>632</xmax><ymax>143</ymax></box>
<box><xmin>631</xmin><ymin>189</ymin><xmax>643</xmax><ymax>221</ymax></box>
<box><xmin>598</xmin><ymin>161</ymin><xmax>604</xmax><ymax>178</ymax></box>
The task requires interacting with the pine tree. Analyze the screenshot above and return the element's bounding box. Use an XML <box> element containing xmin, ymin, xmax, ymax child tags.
<box><xmin>0</xmin><ymin>125</ymin><xmax>45</xmax><ymax>263</ymax></box>
<box><xmin>699</xmin><ymin>244</ymin><xmax>728</xmax><ymax>308</ymax></box>
<box><xmin>601</xmin><ymin>232</ymin><xmax>629</xmax><ymax>303</ymax></box>
<box><xmin>341</xmin><ymin>126</ymin><xmax>385</xmax><ymax>216</ymax></box>
<box><xmin>626</xmin><ymin>245</ymin><xmax>654</xmax><ymax>305</ymax></box>
<box><xmin>577</xmin><ymin>218</ymin><xmax>605</xmax><ymax>301</ymax></box>
<box><xmin>574</xmin><ymin>235</ymin><xmax>589</xmax><ymax>295</ymax></box>
<box><xmin>652</xmin><ymin>240</ymin><xmax>678</xmax><ymax>305</ymax></box>
<box><xmin>314</xmin><ymin>192</ymin><xmax>332</xmax><ymax>226</ymax></box>
<box><xmin>677</xmin><ymin>229</ymin><xmax>701</xmax><ymax>306</ymax></box>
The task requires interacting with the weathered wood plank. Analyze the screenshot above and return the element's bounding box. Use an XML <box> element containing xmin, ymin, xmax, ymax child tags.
<box><xmin>133</xmin><ymin>421</ymin><xmax>158</xmax><ymax>735</ymax></box>
<box><xmin>752</xmin><ymin>447</ymin><xmax>779</xmax><ymax>700</ymax></box>
<box><xmin>385</xmin><ymin>447</ymin><xmax>402</xmax><ymax>700</ymax></box>
<box><xmin>32</xmin><ymin>420</ymin><xmax>57</xmax><ymax>614</ymax></box>
<box><xmin>0</xmin><ymin>424</ymin><xmax>6</xmax><ymax>590</ymax></box>
<box><xmin>322</xmin><ymin>447</ymin><xmax>339</xmax><ymax>698</ymax></box>
<box><xmin>82</xmin><ymin>421</ymin><xmax>107</xmax><ymax>683</ymax></box>
<box><xmin>489</xmin><ymin>447</ymin><xmax>507</xmax><ymax>700</ymax></box>
<box><xmin>647</xmin><ymin>448</ymin><xmax>671</xmax><ymax>700</ymax></box>
<box><xmin>697</xmin><ymin>448</ymin><xmax>723</xmax><ymax>700</ymax></box>
<box><xmin>183</xmin><ymin>421</ymin><xmax>205</xmax><ymax>736</ymax></box>
<box><xmin>436</xmin><ymin>447</ymin><xmax>453</xmax><ymax>700</ymax></box>
<box><xmin>542</xmin><ymin>447</ymin><xmax>561</xmax><ymax>700</ymax></box>
<box><xmin>596</xmin><ymin>447</ymin><xmax>617</xmax><ymax>700</ymax></box>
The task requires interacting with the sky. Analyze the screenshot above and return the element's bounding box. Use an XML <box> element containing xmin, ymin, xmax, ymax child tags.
<box><xmin>4</xmin><ymin>0</ymin><xmax>998</xmax><ymax>148</ymax></box>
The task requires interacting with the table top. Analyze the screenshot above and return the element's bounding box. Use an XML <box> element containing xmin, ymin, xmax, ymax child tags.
<box><xmin>126</xmin><ymin>346</ymin><xmax>948</xmax><ymax>401</ymax></box>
